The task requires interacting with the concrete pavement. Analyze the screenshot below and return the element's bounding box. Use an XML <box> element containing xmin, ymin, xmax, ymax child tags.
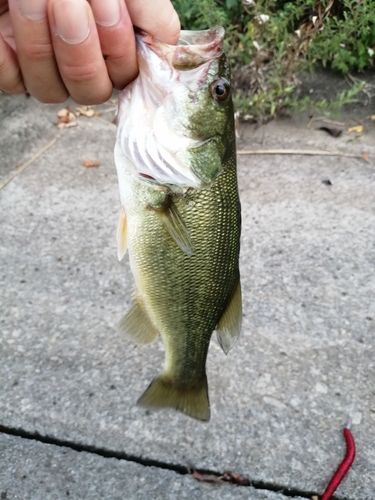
<box><xmin>1</xmin><ymin>92</ymin><xmax>374</xmax><ymax>499</ymax></box>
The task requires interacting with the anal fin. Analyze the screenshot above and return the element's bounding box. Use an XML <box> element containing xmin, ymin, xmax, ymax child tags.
<box><xmin>137</xmin><ymin>372</ymin><xmax>210</xmax><ymax>422</ymax></box>
<box><xmin>156</xmin><ymin>200</ymin><xmax>194</xmax><ymax>256</ymax></box>
<box><xmin>117</xmin><ymin>206</ymin><xmax>128</xmax><ymax>261</ymax></box>
<box><xmin>118</xmin><ymin>292</ymin><xmax>159</xmax><ymax>344</ymax></box>
<box><xmin>216</xmin><ymin>280</ymin><xmax>242</xmax><ymax>354</ymax></box>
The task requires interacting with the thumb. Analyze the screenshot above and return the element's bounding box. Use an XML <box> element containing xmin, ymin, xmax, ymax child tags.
<box><xmin>126</xmin><ymin>0</ymin><xmax>180</xmax><ymax>45</ymax></box>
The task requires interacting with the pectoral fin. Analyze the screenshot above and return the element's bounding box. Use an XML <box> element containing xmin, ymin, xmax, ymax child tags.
<box><xmin>156</xmin><ymin>200</ymin><xmax>194</xmax><ymax>256</ymax></box>
<box><xmin>118</xmin><ymin>291</ymin><xmax>159</xmax><ymax>344</ymax></box>
<box><xmin>117</xmin><ymin>206</ymin><xmax>128</xmax><ymax>261</ymax></box>
<box><xmin>216</xmin><ymin>280</ymin><xmax>242</xmax><ymax>354</ymax></box>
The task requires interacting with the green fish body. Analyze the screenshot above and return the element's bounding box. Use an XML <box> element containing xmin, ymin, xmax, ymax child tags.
<box><xmin>115</xmin><ymin>27</ymin><xmax>241</xmax><ymax>421</ymax></box>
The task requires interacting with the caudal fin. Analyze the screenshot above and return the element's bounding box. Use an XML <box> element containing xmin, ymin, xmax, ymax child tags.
<box><xmin>137</xmin><ymin>373</ymin><xmax>210</xmax><ymax>422</ymax></box>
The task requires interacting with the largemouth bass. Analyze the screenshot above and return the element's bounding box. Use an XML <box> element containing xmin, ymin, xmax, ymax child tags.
<box><xmin>114</xmin><ymin>27</ymin><xmax>241</xmax><ymax>422</ymax></box>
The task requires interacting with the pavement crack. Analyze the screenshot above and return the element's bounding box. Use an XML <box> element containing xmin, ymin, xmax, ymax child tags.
<box><xmin>1</xmin><ymin>425</ymin><xmax>319</xmax><ymax>499</ymax></box>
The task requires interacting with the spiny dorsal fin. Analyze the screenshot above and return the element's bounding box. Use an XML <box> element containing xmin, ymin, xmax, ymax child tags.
<box><xmin>156</xmin><ymin>200</ymin><xmax>194</xmax><ymax>256</ymax></box>
<box><xmin>118</xmin><ymin>291</ymin><xmax>159</xmax><ymax>344</ymax></box>
<box><xmin>216</xmin><ymin>280</ymin><xmax>242</xmax><ymax>354</ymax></box>
<box><xmin>117</xmin><ymin>206</ymin><xmax>128</xmax><ymax>261</ymax></box>
<box><xmin>137</xmin><ymin>372</ymin><xmax>210</xmax><ymax>422</ymax></box>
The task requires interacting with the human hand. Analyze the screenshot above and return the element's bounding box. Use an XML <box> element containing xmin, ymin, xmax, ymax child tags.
<box><xmin>0</xmin><ymin>0</ymin><xmax>180</xmax><ymax>104</ymax></box>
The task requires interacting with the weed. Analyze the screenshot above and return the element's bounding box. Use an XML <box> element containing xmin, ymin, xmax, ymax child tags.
<box><xmin>172</xmin><ymin>0</ymin><xmax>374</xmax><ymax>120</ymax></box>
<box><xmin>307</xmin><ymin>0</ymin><xmax>375</xmax><ymax>73</ymax></box>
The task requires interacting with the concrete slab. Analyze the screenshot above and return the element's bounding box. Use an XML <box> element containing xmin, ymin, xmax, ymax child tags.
<box><xmin>1</xmin><ymin>93</ymin><xmax>375</xmax><ymax>500</ymax></box>
<box><xmin>1</xmin><ymin>434</ymin><xmax>305</xmax><ymax>500</ymax></box>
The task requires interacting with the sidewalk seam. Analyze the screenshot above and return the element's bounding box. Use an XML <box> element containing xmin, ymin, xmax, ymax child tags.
<box><xmin>1</xmin><ymin>424</ymin><xmax>323</xmax><ymax>499</ymax></box>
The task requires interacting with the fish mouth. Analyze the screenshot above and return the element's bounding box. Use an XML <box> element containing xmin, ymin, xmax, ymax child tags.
<box><xmin>137</xmin><ymin>26</ymin><xmax>225</xmax><ymax>70</ymax></box>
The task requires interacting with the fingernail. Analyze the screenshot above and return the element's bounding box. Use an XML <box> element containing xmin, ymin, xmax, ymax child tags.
<box><xmin>18</xmin><ymin>0</ymin><xmax>48</xmax><ymax>21</ymax></box>
<box><xmin>53</xmin><ymin>0</ymin><xmax>90</xmax><ymax>44</ymax></box>
<box><xmin>91</xmin><ymin>0</ymin><xmax>120</xmax><ymax>27</ymax></box>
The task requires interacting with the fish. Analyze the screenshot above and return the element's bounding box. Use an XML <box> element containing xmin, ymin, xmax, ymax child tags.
<box><xmin>114</xmin><ymin>26</ymin><xmax>241</xmax><ymax>422</ymax></box>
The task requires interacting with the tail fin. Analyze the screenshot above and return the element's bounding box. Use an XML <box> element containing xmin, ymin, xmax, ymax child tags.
<box><xmin>137</xmin><ymin>373</ymin><xmax>210</xmax><ymax>422</ymax></box>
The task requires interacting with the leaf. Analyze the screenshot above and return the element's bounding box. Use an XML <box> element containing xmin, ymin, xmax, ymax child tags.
<box><xmin>83</xmin><ymin>159</ymin><xmax>100</xmax><ymax>168</ymax></box>
<box><xmin>225</xmin><ymin>0</ymin><xmax>237</xmax><ymax>9</ymax></box>
<box><xmin>192</xmin><ymin>470</ymin><xmax>250</xmax><ymax>486</ymax></box>
<box><xmin>347</xmin><ymin>125</ymin><xmax>363</xmax><ymax>133</ymax></box>
<box><xmin>192</xmin><ymin>471</ymin><xmax>223</xmax><ymax>483</ymax></box>
<box><xmin>221</xmin><ymin>472</ymin><xmax>250</xmax><ymax>486</ymax></box>
<box><xmin>57</xmin><ymin>108</ymin><xmax>69</xmax><ymax>118</ymax></box>
<box><xmin>56</xmin><ymin>107</ymin><xmax>77</xmax><ymax>128</ymax></box>
<box><xmin>76</xmin><ymin>106</ymin><xmax>96</xmax><ymax>118</ymax></box>
<box><xmin>57</xmin><ymin>121</ymin><xmax>77</xmax><ymax>130</ymax></box>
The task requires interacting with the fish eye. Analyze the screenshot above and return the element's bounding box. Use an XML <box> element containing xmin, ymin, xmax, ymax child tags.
<box><xmin>210</xmin><ymin>79</ymin><xmax>230</xmax><ymax>102</ymax></box>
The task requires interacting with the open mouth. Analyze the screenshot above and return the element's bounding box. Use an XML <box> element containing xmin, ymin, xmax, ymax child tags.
<box><xmin>137</xmin><ymin>27</ymin><xmax>225</xmax><ymax>71</ymax></box>
<box><xmin>177</xmin><ymin>27</ymin><xmax>225</xmax><ymax>48</ymax></box>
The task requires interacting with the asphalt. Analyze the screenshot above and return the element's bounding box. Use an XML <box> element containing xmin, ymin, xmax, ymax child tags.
<box><xmin>0</xmin><ymin>91</ymin><xmax>374</xmax><ymax>500</ymax></box>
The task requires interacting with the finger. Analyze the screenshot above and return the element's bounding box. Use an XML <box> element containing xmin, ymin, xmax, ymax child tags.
<box><xmin>0</xmin><ymin>11</ymin><xmax>16</xmax><ymax>50</ymax></box>
<box><xmin>0</xmin><ymin>33</ymin><xmax>25</xmax><ymax>93</ymax></box>
<box><xmin>48</xmin><ymin>0</ymin><xmax>113</xmax><ymax>105</ymax></box>
<box><xmin>127</xmin><ymin>0</ymin><xmax>180</xmax><ymax>45</ymax></box>
<box><xmin>0</xmin><ymin>0</ymin><xmax>8</xmax><ymax>16</ymax></box>
<box><xmin>8</xmin><ymin>0</ymin><xmax>68</xmax><ymax>103</ymax></box>
<box><xmin>90</xmin><ymin>0</ymin><xmax>137</xmax><ymax>90</ymax></box>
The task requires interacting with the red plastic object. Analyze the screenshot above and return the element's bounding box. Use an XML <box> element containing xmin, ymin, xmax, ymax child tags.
<box><xmin>321</xmin><ymin>426</ymin><xmax>356</xmax><ymax>500</ymax></box>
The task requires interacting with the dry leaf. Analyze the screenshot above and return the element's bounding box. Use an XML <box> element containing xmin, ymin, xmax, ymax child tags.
<box><xmin>221</xmin><ymin>472</ymin><xmax>250</xmax><ymax>486</ymax></box>
<box><xmin>57</xmin><ymin>108</ymin><xmax>69</xmax><ymax>118</ymax></box>
<box><xmin>192</xmin><ymin>470</ymin><xmax>223</xmax><ymax>483</ymax></box>
<box><xmin>60</xmin><ymin>113</ymin><xmax>76</xmax><ymax>123</ymax></box>
<box><xmin>347</xmin><ymin>125</ymin><xmax>363</xmax><ymax>134</ymax></box>
<box><xmin>57</xmin><ymin>121</ymin><xmax>77</xmax><ymax>130</ymax></box>
<box><xmin>83</xmin><ymin>159</ymin><xmax>100</xmax><ymax>168</ymax></box>
<box><xmin>57</xmin><ymin>107</ymin><xmax>76</xmax><ymax>118</ymax></box>
<box><xmin>56</xmin><ymin>107</ymin><xmax>77</xmax><ymax>128</ymax></box>
<box><xmin>362</xmin><ymin>151</ymin><xmax>369</xmax><ymax>162</ymax></box>
<box><xmin>192</xmin><ymin>469</ymin><xmax>250</xmax><ymax>486</ymax></box>
<box><xmin>76</xmin><ymin>105</ymin><xmax>96</xmax><ymax>118</ymax></box>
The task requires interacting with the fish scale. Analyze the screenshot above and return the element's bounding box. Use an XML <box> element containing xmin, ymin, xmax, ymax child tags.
<box><xmin>115</xmin><ymin>27</ymin><xmax>242</xmax><ymax>421</ymax></box>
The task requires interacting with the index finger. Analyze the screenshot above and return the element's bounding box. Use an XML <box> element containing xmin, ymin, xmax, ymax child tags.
<box><xmin>126</xmin><ymin>0</ymin><xmax>180</xmax><ymax>45</ymax></box>
<box><xmin>0</xmin><ymin>0</ymin><xmax>7</xmax><ymax>16</ymax></box>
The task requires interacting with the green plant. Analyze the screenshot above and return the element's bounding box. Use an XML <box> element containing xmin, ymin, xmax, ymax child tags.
<box><xmin>172</xmin><ymin>0</ymin><xmax>228</xmax><ymax>30</ymax></box>
<box><xmin>307</xmin><ymin>0</ymin><xmax>375</xmax><ymax>73</ymax></box>
<box><xmin>171</xmin><ymin>0</ymin><xmax>374</xmax><ymax>120</ymax></box>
